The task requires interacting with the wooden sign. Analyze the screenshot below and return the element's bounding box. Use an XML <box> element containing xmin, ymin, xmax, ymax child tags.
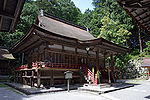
<box><xmin>64</xmin><ymin>71</ymin><xmax>73</xmax><ymax>79</ymax></box>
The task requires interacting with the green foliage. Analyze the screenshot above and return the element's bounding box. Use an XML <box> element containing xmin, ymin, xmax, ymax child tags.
<box><xmin>143</xmin><ymin>41</ymin><xmax>150</xmax><ymax>55</ymax></box>
<box><xmin>98</xmin><ymin>13</ymin><xmax>132</xmax><ymax>46</ymax></box>
<box><xmin>16</xmin><ymin>2</ymin><xmax>39</xmax><ymax>33</ymax></box>
<box><xmin>0</xmin><ymin>31</ymin><xmax>24</xmax><ymax>48</ymax></box>
<box><xmin>35</xmin><ymin>0</ymin><xmax>81</xmax><ymax>23</ymax></box>
<box><xmin>78</xmin><ymin>0</ymin><xmax>133</xmax><ymax>40</ymax></box>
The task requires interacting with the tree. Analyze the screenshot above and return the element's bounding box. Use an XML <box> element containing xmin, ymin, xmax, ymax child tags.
<box><xmin>34</xmin><ymin>0</ymin><xmax>81</xmax><ymax>24</ymax></box>
<box><xmin>16</xmin><ymin>2</ymin><xmax>39</xmax><ymax>33</ymax></box>
<box><xmin>98</xmin><ymin>13</ymin><xmax>132</xmax><ymax>46</ymax></box>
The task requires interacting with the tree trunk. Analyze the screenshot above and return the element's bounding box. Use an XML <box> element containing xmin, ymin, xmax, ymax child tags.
<box><xmin>138</xmin><ymin>25</ymin><xmax>143</xmax><ymax>53</ymax></box>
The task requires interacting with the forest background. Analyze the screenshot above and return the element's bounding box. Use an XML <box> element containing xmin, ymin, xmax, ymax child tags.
<box><xmin>1</xmin><ymin>0</ymin><xmax>150</xmax><ymax>78</ymax></box>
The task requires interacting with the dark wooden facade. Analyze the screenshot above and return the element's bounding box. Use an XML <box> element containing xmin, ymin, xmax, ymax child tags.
<box><xmin>11</xmin><ymin>12</ymin><xmax>129</xmax><ymax>88</ymax></box>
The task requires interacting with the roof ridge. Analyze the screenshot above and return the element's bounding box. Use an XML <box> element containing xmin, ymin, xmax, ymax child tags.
<box><xmin>43</xmin><ymin>12</ymin><xmax>87</xmax><ymax>31</ymax></box>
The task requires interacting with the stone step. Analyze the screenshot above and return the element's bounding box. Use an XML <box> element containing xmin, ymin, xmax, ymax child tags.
<box><xmin>83</xmin><ymin>83</ymin><xmax>111</xmax><ymax>88</ymax></box>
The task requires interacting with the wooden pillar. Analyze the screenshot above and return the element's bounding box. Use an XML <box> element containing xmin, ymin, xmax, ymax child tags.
<box><xmin>37</xmin><ymin>69</ymin><xmax>41</xmax><ymax>88</ymax></box>
<box><xmin>24</xmin><ymin>71</ymin><xmax>27</xmax><ymax>85</ymax></box>
<box><xmin>16</xmin><ymin>72</ymin><xmax>18</xmax><ymax>83</ymax></box>
<box><xmin>50</xmin><ymin>70</ymin><xmax>54</xmax><ymax>86</ymax></box>
<box><xmin>75</xmin><ymin>48</ymin><xmax>78</xmax><ymax>64</ymax></box>
<box><xmin>14</xmin><ymin>71</ymin><xmax>16</xmax><ymax>83</ymax></box>
<box><xmin>110</xmin><ymin>54</ymin><xmax>115</xmax><ymax>83</ymax></box>
<box><xmin>104</xmin><ymin>52</ymin><xmax>105</xmax><ymax>67</ymax></box>
<box><xmin>96</xmin><ymin>49</ymin><xmax>99</xmax><ymax>84</ymax></box>
<box><xmin>108</xmin><ymin>56</ymin><xmax>111</xmax><ymax>84</ymax></box>
<box><xmin>31</xmin><ymin>70</ymin><xmax>34</xmax><ymax>87</ymax></box>
<box><xmin>21</xmin><ymin>71</ymin><xmax>23</xmax><ymax>83</ymax></box>
<box><xmin>23</xmin><ymin>71</ymin><xmax>25</xmax><ymax>84</ymax></box>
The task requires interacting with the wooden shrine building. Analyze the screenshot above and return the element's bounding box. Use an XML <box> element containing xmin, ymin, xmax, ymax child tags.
<box><xmin>11</xmin><ymin>12</ymin><xmax>129</xmax><ymax>88</ymax></box>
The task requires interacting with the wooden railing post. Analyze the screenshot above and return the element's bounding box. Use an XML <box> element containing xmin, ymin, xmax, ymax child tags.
<box><xmin>50</xmin><ymin>70</ymin><xmax>54</xmax><ymax>86</ymax></box>
<box><xmin>37</xmin><ymin>69</ymin><xmax>41</xmax><ymax>88</ymax></box>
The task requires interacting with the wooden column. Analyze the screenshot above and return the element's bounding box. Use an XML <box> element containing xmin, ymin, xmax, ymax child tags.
<box><xmin>75</xmin><ymin>48</ymin><xmax>78</xmax><ymax>64</ymax></box>
<box><xmin>104</xmin><ymin>52</ymin><xmax>105</xmax><ymax>67</ymax></box>
<box><xmin>22</xmin><ymin>71</ymin><xmax>25</xmax><ymax>84</ymax></box>
<box><xmin>24</xmin><ymin>71</ymin><xmax>27</xmax><ymax>85</ymax></box>
<box><xmin>110</xmin><ymin>54</ymin><xmax>115</xmax><ymax>83</ymax></box>
<box><xmin>96</xmin><ymin>49</ymin><xmax>99</xmax><ymax>84</ymax></box>
<box><xmin>108</xmin><ymin>56</ymin><xmax>111</xmax><ymax>84</ymax></box>
<box><xmin>31</xmin><ymin>70</ymin><xmax>34</xmax><ymax>87</ymax></box>
<box><xmin>14</xmin><ymin>71</ymin><xmax>16</xmax><ymax>83</ymax></box>
<box><xmin>50</xmin><ymin>70</ymin><xmax>54</xmax><ymax>86</ymax></box>
<box><xmin>37</xmin><ymin>69</ymin><xmax>41</xmax><ymax>88</ymax></box>
<box><xmin>21</xmin><ymin>71</ymin><xmax>23</xmax><ymax>83</ymax></box>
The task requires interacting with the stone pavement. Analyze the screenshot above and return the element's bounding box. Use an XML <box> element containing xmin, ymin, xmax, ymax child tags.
<box><xmin>6</xmin><ymin>82</ymin><xmax>82</xmax><ymax>95</ymax></box>
<box><xmin>104</xmin><ymin>80</ymin><xmax>150</xmax><ymax>100</ymax></box>
<box><xmin>6</xmin><ymin>82</ymin><xmax>134</xmax><ymax>95</ymax></box>
<box><xmin>0</xmin><ymin>82</ymin><xmax>26</xmax><ymax>100</ymax></box>
<box><xmin>0</xmin><ymin>79</ymin><xmax>149</xmax><ymax>100</ymax></box>
<box><xmin>0</xmin><ymin>82</ymin><xmax>109</xmax><ymax>100</ymax></box>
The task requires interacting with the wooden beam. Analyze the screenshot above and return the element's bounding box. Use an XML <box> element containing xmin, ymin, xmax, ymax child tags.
<box><xmin>124</xmin><ymin>0</ymin><xmax>141</xmax><ymax>5</ymax></box>
<box><xmin>134</xmin><ymin>10</ymin><xmax>147</xmax><ymax>18</ymax></box>
<box><xmin>137</xmin><ymin>14</ymin><xmax>150</xmax><ymax>22</ymax></box>
<box><xmin>117</xmin><ymin>1</ymin><xmax>150</xmax><ymax>34</ymax></box>
<box><xmin>143</xmin><ymin>21</ymin><xmax>150</xmax><ymax>26</ymax></box>
<box><xmin>98</xmin><ymin>45</ymin><xmax>126</xmax><ymax>54</ymax></box>
<box><xmin>0</xmin><ymin>11</ymin><xmax>15</xmax><ymax>20</ymax></box>
<box><xmin>0</xmin><ymin>0</ymin><xmax>8</xmax><ymax>30</ymax></box>
<box><xmin>9</xmin><ymin>0</ymin><xmax>25</xmax><ymax>32</ymax></box>
<box><xmin>129</xmin><ymin>9</ymin><xmax>136</xmax><ymax>13</ymax></box>
<box><xmin>17</xmin><ymin>38</ymin><xmax>42</xmax><ymax>53</ymax></box>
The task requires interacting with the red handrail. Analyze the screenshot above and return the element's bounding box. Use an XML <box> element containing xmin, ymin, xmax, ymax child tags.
<box><xmin>82</xmin><ymin>66</ymin><xmax>95</xmax><ymax>84</ymax></box>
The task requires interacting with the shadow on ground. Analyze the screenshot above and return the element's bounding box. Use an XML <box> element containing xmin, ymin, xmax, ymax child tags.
<box><xmin>145</xmin><ymin>95</ymin><xmax>150</xmax><ymax>99</ymax></box>
<box><xmin>0</xmin><ymin>82</ymin><xmax>30</xmax><ymax>100</ymax></box>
